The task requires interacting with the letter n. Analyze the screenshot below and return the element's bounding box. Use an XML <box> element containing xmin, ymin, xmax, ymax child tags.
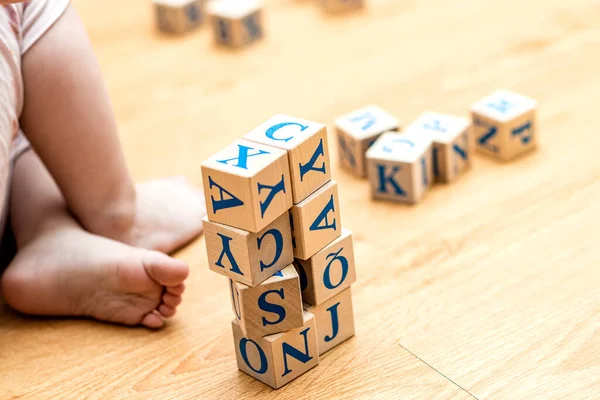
<box><xmin>281</xmin><ymin>327</ymin><xmax>313</xmax><ymax>377</ymax></box>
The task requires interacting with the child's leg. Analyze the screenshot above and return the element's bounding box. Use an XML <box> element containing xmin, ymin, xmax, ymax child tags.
<box><xmin>0</xmin><ymin>149</ymin><xmax>189</xmax><ymax>328</ymax></box>
<box><xmin>19</xmin><ymin>5</ymin><xmax>205</xmax><ymax>253</ymax></box>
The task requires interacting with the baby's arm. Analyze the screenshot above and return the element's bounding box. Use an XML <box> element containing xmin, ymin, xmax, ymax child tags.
<box><xmin>19</xmin><ymin>5</ymin><xmax>136</xmax><ymax>237</ymax></box>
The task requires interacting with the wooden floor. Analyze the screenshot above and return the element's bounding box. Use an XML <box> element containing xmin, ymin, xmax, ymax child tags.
<box><xmin>2</xmin><ymin>0</ymin><xmax>600</xmax><ymax>398</ymax></box>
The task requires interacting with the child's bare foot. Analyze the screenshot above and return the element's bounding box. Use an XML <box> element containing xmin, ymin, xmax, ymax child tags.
<box><xmin>1</xmin><ymin>224</ymin><xmax>189</xmax><ymax>329</ymax></box>
<box><xmin>126</xmin><ymin>178</ymin><xmax>207</xmax><ymax>253</ymax></box>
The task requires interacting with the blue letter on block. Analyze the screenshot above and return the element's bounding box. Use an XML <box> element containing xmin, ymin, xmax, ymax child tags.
<box><xmin>217</xmin><ymin>144</ymin><xmax>269</xmax><ymax>169</ymax></box>
<box><xmin>230</xmin><ymin>279</ymin><xmax>241</xmax><ymax>320</ymax></box>
<box><xmin>421</xmin><ymin>158</ymin><xmax>428</xmax><ymax>186</ymax></box>
<box><xmin>487</xmin><ymin>99</ymin><xmax>511</xmax><ymax>113</ymax></box>
<box><xmin>296</xmin><ymin>262</ymin><xmax>308</xmax><ymax>291</ymax></box>
<box><xmin>281</xmin><ymin>327</ymin><xmax>313</xmax><ymax>377</ymax></box>
<box><xmin>349</xmin><ymin>112</ymin><xmax>376</xmax><ymax>131</ymax></box>
<box><xmin>258</xmin><ymin>289</ymin><xmax>286</xmax><ymax>327</ymax></box>
<box><xmin>323</xmin><ymin>248</ymin><xmax>348</xmax><ymax>289</ymax></box>
<box><xmin>239</xmin><ymin>338</ymin><xmax>268</xmax><ymax>374</ymax></box>
<box><xmin>258</xmin><ymin>175</ymin><xmax>286</xmax><ymax>218</ymax></box>
<box><xmin>265</xmin><ymin>122</ymin><xmax>309</xmax><ymax>142</ymax></box>
<box><xmin>257</xmin><ymin>229</ymin><xmax>284</xmax><ymax>272</ymax></box>
<box><xmin>299</xmin><ymin>139</ymin><xmax>326</xmax><ymax>182</ymax></box>
<box><xmin>215</xmin><ymin>234</ymin><xmax>243</xmax><ymax>276</ymax></box>
<box><xmin>209</xmin><ymin>176</ymin><xmax>244</xmax><ymax>213</ymax></box>
<box><xmin>512</xmin><ymin>121</ymin><xmax>533</xmax><ymax>144</ymax></box>
<box><xmin>244</xmin><ymin>14</ymin><xmax>261</xmax><ymax>39</ymax></box>
<box><xmin>324</xmin><ymin>302</ymin><xmax>341</xmax><ymax>342</ymax></box>
<box><xmin>377</xmin><ymin>165</ymin><xmax>406</xmax><ymax>196</ymax></box>
<box><xmin>185</xmin><ymin>4</ymin><xmax>199</xmax><ymax>22</ymax></box>
<box><xmin>338</xmin><ymin>136</ymin><xmax>356</xmax><ymax>168</ymax></box>
<box><xmin>217</xmin><ymin>18</ymin><xmax>229</xmax><ymax>43</ymax></box>
<box><xmin>423</xmin><ymin>118</ymin><xmax>446</xmax><ymax>133</ymax></box>
<box><xmin>309</xmin><ymin>195</ymin><xmax>336</xmax><ymax>232</ymax></box>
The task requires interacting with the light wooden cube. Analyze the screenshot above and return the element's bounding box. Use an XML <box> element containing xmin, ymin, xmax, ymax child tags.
<box><xmin>229</xmin><ymin>265</ymin><xmax>304</xmax><ymax>338</ymax></box>
<box><xmin>304</xmin><ymin>288</ymin><xmax>355</xmax><ymax>355</ymax></box>
<box><xmin>232</xmin><ymin>311</ymin><xmax>319</xmax><ymax>389</ymax></box>
<box><xmin>245</xmin><ymin>114</ymin><xmax>331</xmax><ymax>204</ymax></box>
<box><xmin>335</xmin><ymin>106</ymin><xmax>400</xmax><ymax>178</ymax></box>
<box><xmin>289</xmin><ymin>181</ymin><xmax>342</xmax><ymax>260</ymax></box>
<box><xmin>207</xmin><ymin>0</ymin><xmax>263</xmax><ymax>48</ymax></box>
<box><xmin>320</xmin><ymin>0</ymin><xmax>365</xmax><ymax>14</ymax></box>
<box><xmin>471</xmin><ymin>89</ymin><xmax>537</xmax><ymax>161</ymax></box>
<box><xmin>201</xmin><ymin>138</ymin><xmax>292</xmax><ymax>233</ymax></box>
<box><xmin>405</xmin><ymin>112</ymin><xmax>474</xmax><ymax>183</ymax></box>
<box><xmin>154</xmin><ymin>0</ymin><xmax>204</xmax><ymax>34</ymax></box>
<box><xmin>203</xmin><ymin>213</ymin><xmax>293</xmax><ymax>287</ymax></box>
<box><xmin>366</xmin><ymin>131</ymin><xmax>434</xmax><ymax>204</ymax></box>
<box><xmin>294</xmin><ymin>229</ymin><xmax>356</xmax><ymax>306</ymax></box>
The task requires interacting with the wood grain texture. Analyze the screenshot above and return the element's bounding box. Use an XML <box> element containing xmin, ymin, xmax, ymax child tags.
<box><xmin>1</xmin><ymin>0</ymin><xmax>599</xmax><ymax>398</ymax></box>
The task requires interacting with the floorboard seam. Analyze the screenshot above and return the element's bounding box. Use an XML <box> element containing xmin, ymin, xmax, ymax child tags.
<box><xmin>398</xmin><ymin>343</ymin><xmax>480</xmax><ymax>400</ymax></box>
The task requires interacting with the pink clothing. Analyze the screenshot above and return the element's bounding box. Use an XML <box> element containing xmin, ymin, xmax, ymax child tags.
<box><xmin>0</xmin><ymin>0</ymin><xmax>69</xmax><ymax>237</ymax></box>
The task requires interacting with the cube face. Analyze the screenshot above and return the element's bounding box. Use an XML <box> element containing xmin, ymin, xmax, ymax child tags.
<box><xmin>201</xmin><ymin>139</ymin><xmax>292</xmax><ymax>232</ymax></box>
<box><xmin>335</xmin><ymin>106</ymin><xmax>400</xmax><ymax>177</ymax></box>
<box><xmin>230</xmin><ymin>265</ymin><xmax>304</xmax><ymax>338</ymax></box>
<box><xmin>305</xmin><ymin>288</ymin><xmax>355</xmax><ymax>355</ymax></box>
<box><xmin>204</xmin><ymin>213</ymin><xmax>293</xmax><ymax>287</ymax></box>
<box><xmin>232</xmin><ymin>311</ymin><xmax>319</xmax><ymax>389</ymax></box>
<box><xmin>471</xmin><ymin>89</ymin><xmax>537</xmax><ymax>161</ymax></box>
<box><xmin>245</xmin><ymin>114</ymin><xmax>332</xmax><ymax>204</ymax></box>
<box><xmin>366</xmin><ymin>132</ymin><xmax>434</xmax><ymax>203</ymax></box>
<box><xmin>154</xmin><ymin>0</ymin><xmax>204</xmax><ymax>34</ymax></box>
<box><xmin>294</xmin><ymin>229</ymin><xmax>356</xmax><ymax>306</ymax></box>
<box><xmin>290</xmin><ymin>181</ymin><xmax>342</xmax><ymax>260</ymax></box>
<box><xmin>320</xmin><ymin>0</ymin><xmax>364</xmax><ymax>13</ymax></box>
<box><xmin>208</xmin><ymin>0</ymin><xmax>263</xmax><ymax>48</ymax></box>
<box><xmin>406</xmin><ymin>112</ymin><xmax>474</xmax><ymax>183</ymax></box>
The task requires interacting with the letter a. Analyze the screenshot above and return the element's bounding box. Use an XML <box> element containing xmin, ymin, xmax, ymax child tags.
<box><xmin>299</xmin><ymin>139</ymin><xmax>326</xmax><ymax>182</ymax></box>
<box><xmin>281</xmin><ymin>327</ymin><xmax>313</xmax><ymax>377</ymax></box>
<box><xmin>215</xmin><ymin>233</ymin><xmax>243</xmax><ymax>276</ymax></box>
<box><xmin>258</xmin><ymin>175</ymin><xmax>286</xmax><ymax>218</ymax></box>
<box><xmin>209</xmin><ymin>176</ymin><xmax>244</xmax><ymax>213</ymax></box>
<box><xmin>309</xmin><ymin>195</ymin><xmax>337</xmax><ymax>232</ymax></box>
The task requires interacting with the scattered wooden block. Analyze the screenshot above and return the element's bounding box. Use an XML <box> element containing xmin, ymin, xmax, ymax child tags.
<box><xmin>471</xmin><ymin>89</ymin><xmax>537</xmax><ymax>161</ymax></box>
<box><xmin>245</xmin><ymin>114</ymin><xmax>331</xmax><ymax>204</ymax></box>
<box><xmin>366</xmin><ymin>131</ymin><xmax>434</xmax><ymax>204</ymax></box>
<box><xmin>289</xmin><ymin>181</ymin><xmax>342</xmax><ymax>260</ymax></box>
<box><xmin>294</xmin><ymin>228</ymin><xmax>356</xmax><ymax>306</ymax></box>
<box><xmin>207</xmin><ymin>0</ymin><xmax>263</xmax><ymax>48</ymax></box>
<box><xmin>405</xmin><ymin>112</ymin><xmax>474</xmax><ymax>183</ymax></box>
<box><xmin>201</xmin><ymin>138</ymin><xmax>292</xmax><ymax>233</ymax></box>
<box><xmin>229</xmin><ymin>265</ymin><xmax>304</xmax><ymax>338</ymax></box>
<box><xmin>232</xmin><ymin>311</ymin><xmax>319</xmax><ymax>389</ymax></box>
<box><xmin>304</xmin><ymin>288</ymin><xmax>355</xmax><ymax>355</ymax></box>
<box><xmin>319</xmin><ymin>0</ymin><xmax>365</xmax><ymax>14</ymax></box>
<box><xmin>203</xmin><ymin>213</ymin><xmax>293</xmax><ymax>287</ymax></box>
<box><xmin>153</xmin><ymin>0</ymin><xmax>204</xmax><ymax>34</ymax></box>
<box><xmin>335</xmin><ymin>106</ymin><xmax>400</xmax><ymax>178</ymax></box>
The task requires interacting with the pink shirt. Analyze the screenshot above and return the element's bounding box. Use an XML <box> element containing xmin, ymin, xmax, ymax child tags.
<box><xmin>0</xmin><ymin>0</ymin><xmax>69</xmax><ymax>236</ymax></box>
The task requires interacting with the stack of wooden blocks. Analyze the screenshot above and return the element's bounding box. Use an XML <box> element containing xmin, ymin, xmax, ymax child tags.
<box><xmin>201</xmin><ymin>115</ymin><xmax>356</xmax><ymax>389</ymax></box>
<box><xmin>335</xmin><ymin>89</ymin><xmax>538</xmax><ymax>203</ymax></box>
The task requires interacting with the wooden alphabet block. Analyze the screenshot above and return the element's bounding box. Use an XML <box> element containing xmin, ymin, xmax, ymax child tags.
<box><xmin>229</xmin><ymin>265</ymin><xmax>304</xmax><ymax>338</ymax></box>
<box><xmin>335</xmin><ymin>106</ymin><xmax>400</xmax><ymax>178</ymax></box>
<box><xmin>232</xmin><ymin>311</ymin><xmax>319</xmax><ymax>389</ymax></box>
<box><xmin>203</xmin><ymin>213</ymin><xmax>293</xmax><ymax>287</ymax></box>
<box><xmin>245</xmin><ymin>114</ymin><xmax>331</xmax><ymax>204</ymax></box>
<box><xmin>320</xmin><ymin>0</ymin><xmax>365</xmax><ymax>14</ymax></box>
<box><xmin>154</xmin><ymin>0</ymin><xmax>204</xmax><ymax>34</ymax></box>
<box><xmin>207</xmin><ymin>0</ymin><xmax>263</xmax><ymax>48</ymax></box>
<box><xmin>405</xmin><ymin>112</ymin><xmax>474</xmax><ymax>183</ymax></box>
<box><xmin>366</xmin><ymin>131</ymin><xmax>434</xmax><ymax>204</ymax></box>
<box><xmin>289</xmin><ymin>181</ymin><xmax>342</xmax><ymax>260</ymax></box>
<box><xmin>304</xmin><ymin>288</ymin><xmax>355</xmax><ymax>355</ymax></box>
<box><xmin>294</xmin><ymin>229</ymin><xmax>356</xmax><ymax>306</ymax></box>
<box><xmin>471</xmin><ymin>89</ymin><xmax>537</xmax><ymax>161</ymax></box>
<box><xmin>201</xmin><ymin>138</ymin><xmax>292</xmax><ymax>233</ymax></box>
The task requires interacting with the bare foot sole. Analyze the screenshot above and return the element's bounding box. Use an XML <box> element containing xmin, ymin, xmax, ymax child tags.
<box><xmin>0</xmin><ymin>224</ymin><xmax>189</xmax><ymax>329</ymax></box>
<box><xmin>126</xmin><ymin>177</ymin><xmax>207</xmax><ymax>253</ymax></box>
